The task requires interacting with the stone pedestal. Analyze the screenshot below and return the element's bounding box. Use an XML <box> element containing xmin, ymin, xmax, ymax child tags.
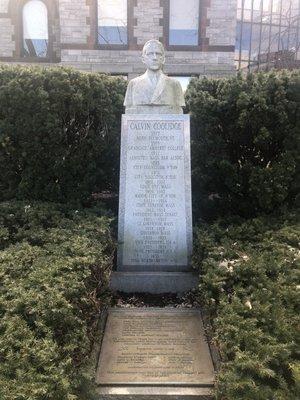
<box><xmin>110</xmin><ymin>271</ymin><xmax>198</xmax><ymax>294</ymax></box>
<box><xmin>112</xmin><ymin>114</ymin><xmax>196</xmax><ymax>293</ymax></box>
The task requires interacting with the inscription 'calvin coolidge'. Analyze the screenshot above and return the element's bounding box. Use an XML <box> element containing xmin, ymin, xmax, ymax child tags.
<box><xmin>129</xmin><ymin>121</ymin><xmax>182</xmax><ymax>130</ymax></box>
<box><xmin>118</xmin><ymin>115</ymin><xmax>192</xmax><ymax>270</ymax></box>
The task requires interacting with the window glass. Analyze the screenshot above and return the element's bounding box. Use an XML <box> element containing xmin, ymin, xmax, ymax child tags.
<box><xmin>23</xmin><ymin>0</ymin><xmax>48</xmax><ymax>57</ymax></box>
<box><xmin>241</xmin><ymin>1</ymin><xmax>262</xmax><ymax>21</ymax></box>
<box><xmin>250</xmin><ymin>22</ymin><xmax>262</xmax><ymax>59</ymax></box>
<box><xmin>253</xmin><ymin>0</ymin><xmax>262</xmax><ymax>10</ymax></box>
<box><xmin>235</xmin><ymin>0</ymin><xmax>299</xmax><ymax>69</ymax></box>
<box><xmin>172</xmin><ymin>76</ymin><xmax>192</xmax><ymax>92</ymax></box>
<box><xmin>269</xmin><ymin>25</ymin><xmax>280</xmax><ymax>52</ymax></box>
<box><xmin>263</xmin><ymin>0</ymin><xmax>272</xmax><ymax>12</ymax></box>
<box><xmin>111</xmin><ymin>74</ymin><xmax>128</xmax><ymax>80</ymax></box>
<box><xmin>235</xmin><ymin>21</ymin><xmax>252</xmax><ymax>51</ymax></box>
<box><xmin>98</xmin><ymin>0</ymin><xmax>127</xmax><ymax>45</ymax></box>
<box><xmin>169</xmin><ymin>0</ymin><xmax>199</xmax><ymax>46</ymax></box>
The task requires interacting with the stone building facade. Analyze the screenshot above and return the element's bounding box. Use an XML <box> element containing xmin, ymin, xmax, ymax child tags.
<box><xmin>0</xmin><ymin>0</ymin><xmax>237</xmax><ymax>79</ymax></box>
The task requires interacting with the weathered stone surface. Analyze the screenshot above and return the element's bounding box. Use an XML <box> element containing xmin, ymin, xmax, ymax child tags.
<box><xmin>110</xmin><ymin>271</ymin><xmax>198</xmax><ymax>293</ymax></box>
<box><xmin>59</xmin><ymin>0</ymin><xmax>90</xmax><ymax>44</ymax></box>
<box><xmin>96</xmin><ymin>308</ymin><xmax>215</xmax><ymax>389</ymax></box>
<box><xmin>0</xmin><ymin>0</ymin><xmax>9</xmax><ymax>13</ymax></box>
<box><xmin>60</xmin><ymin>49</ymin><xmax>235</xmax><ymax>77</ymax></box>
<box><xmin>124</xmin><ymin>40</ymin><xmax>185</xmax><ymax>114</ymax></box>
<box><xmin>96</xmin><ymin>386</ymin><xmax>213</xmax><ymax>399</ymax></box>
<box><xmin>206</xmin><ymin>0</ymin><xmax>237</xmax><ymax>46</ymax></box>
<box><xmin>0</xmin><ymin>0</ymin><xmax>236</xmax><ymax>78</ymax></box>
<box><xmin>117</xmin><ymin>115</ymin><xmax>192</xmax><ymax>272</ymax></box>
<box><xmin>0</xmin><ymin>18</ymin><xmax>14</xmax><ymax>57</ymax></box>
<box><xmin>134</xmin><ymin>0</ymin><xmax>163</xmax><ymax>45</ymax></box>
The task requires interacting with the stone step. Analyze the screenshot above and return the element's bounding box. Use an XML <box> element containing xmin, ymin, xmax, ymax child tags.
<box><xmin>110</xmin><ymin>271</ymin><xmax>199</xmax><ymax>294</ymax></box>
<box><xmin>96</xmin><ymin>385</ymin><xmax>214</xmax><ymax>399</ymax></box>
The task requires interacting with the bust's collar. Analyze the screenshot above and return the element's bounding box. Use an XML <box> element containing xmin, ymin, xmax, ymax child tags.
<box><xmin>150</xmin><ymin>71</ymin><xmax>167</xmax><ymax>103</ymax></box>
<box><xmin>145</xmin><ymin>69</ymin><xmax>163</xmax><ymax>82</ymax></box>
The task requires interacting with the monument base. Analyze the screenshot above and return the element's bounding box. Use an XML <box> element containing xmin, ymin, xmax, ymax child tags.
<box><xmin>96</xmin><ymin>308</ymin><xmax>215</xmax><ymax>399</ymax></box>
<box><xmin>96</xmin><ymin>385</ymin><xmax>213</xmax><ymax>399</ymax></box>
<box><xmin>110</xmin><ymin>271</ymin><xmax>198</xmax><ymax>294</ymax></box>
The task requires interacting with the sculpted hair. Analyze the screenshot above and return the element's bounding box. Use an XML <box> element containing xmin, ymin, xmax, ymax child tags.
<box><xmin>142</xmin><ymin>39</ymin><xmax>165</xmax><ymax>55</ymax></box>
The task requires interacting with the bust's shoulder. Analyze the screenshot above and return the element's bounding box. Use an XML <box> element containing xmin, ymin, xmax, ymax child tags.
<box><xmin>165</xmin><ymin>75</ymin><xmax>181</xmax><ymax>87</ymax></box>
<box><xmin>164</xmin><ymin>76</ymin><xmax>183</xmax><ymax>94</ymax></box>
<box><xmin>128</xmin><ymin>73</ymin><xmax>148</xmax><ymax>86</ymax></box>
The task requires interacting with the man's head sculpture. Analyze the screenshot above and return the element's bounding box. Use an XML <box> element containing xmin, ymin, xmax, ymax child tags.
<box><xmin>124</xmin><ymin>40</ymin><xmax>185</xmax><ymax>114</ymax></box>
<box><xmin>142</xmin><ymin>39</ymin><xmax>165</xmax><ymax>72</ymax></box>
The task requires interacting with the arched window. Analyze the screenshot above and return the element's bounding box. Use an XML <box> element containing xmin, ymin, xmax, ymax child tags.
<box><xmin>22</xmin><ymin>0</ymin><xmax>49</xmax><ymax>57</ymax></box>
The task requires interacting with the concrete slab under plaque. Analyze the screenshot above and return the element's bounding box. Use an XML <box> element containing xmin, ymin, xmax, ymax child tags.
<box><xmin>96</xmin><ymin>308</ymin><xmax>215</xmax><ymax>399</ymax></box>
<box><xmin>96</xmin><ymin>386</ymin><xmax>213</xmax><ymax>399</ymax></box>
<box><xmin>110</xmin><ymin>271</ymin><xmax>199</xmax><ymax>294</ymax></box>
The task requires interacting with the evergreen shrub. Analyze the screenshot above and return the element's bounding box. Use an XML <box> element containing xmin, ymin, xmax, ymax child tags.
<box><xmin>193</xmin><ymin>211</ymin><xmax>299</xmax><ymax>399</ymax></box>
<box><xmin>186</xmin><ymin>70</ymin><xmax>300</xmax><ymax>220</ymax></box>
<box><xmin>0</xmin><ymin>65</ymin><xmax>127</xmax><ymax>203</ymax></box>
<box><xmin>0</xmin><ymin>201</ymin><xmax>115</xmax><ymax>400</ymax></box>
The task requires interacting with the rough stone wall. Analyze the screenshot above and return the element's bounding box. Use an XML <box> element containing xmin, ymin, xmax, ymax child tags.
<box><xmin>59</xmin><ymin>0</ymin><xmax>236</xmax><ymax>77</ymax></box>
<box><xmin>59</xmin><ymin>0</ymin><xmax>90</xmax><ymax>44</ymax></box>
<box><xmin>0</xmin><ymin>0</ymin><xmax>237</xmax><ymax>77</ymax></box>
<box><xmin>0</xmin><ymin>0</ymin><xmax>60</xmax><ymax>60</ymax></box>
<box><xmin>0</xmin><ymin>1</ymin><xmax>14</xmax><ymax>58</ymax></box>
<box><xmin>52</xmin><ymin>11</ymin><xmax>61</xmax><ymax>59</ymax></box>
<box><xmin>60</xmin><ymin>48</ymin><xmax>235</xmax><ymax>78</ymax></box>
<box><xmin>0</xmin><ymin>18</ymin><xmax>15</xmax><ymax>57</ymax></box>
<box><xmin>206</xmin><ymin>0</ymin><xmax>237</xmax><ymax>46</ymax></box>
<box><xmin>0</xmin><ymin>0</ymin><xmax>9</xmax><ymax>13</ymax></box>
<box><xmin>133</xmin><ymin>0</ymin><xmax>163</xmax><ymax>45</ymax></box>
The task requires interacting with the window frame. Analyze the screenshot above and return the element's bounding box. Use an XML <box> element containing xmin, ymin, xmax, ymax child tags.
<box><xmin>96</xmin><ymin>0</ymin><xmax>131</xmax><ymax>50</ymax></box>
<box><xmin>164</xmin><ymin>0</ymin><xmax>203</xmax><ymax>51</ymax></box>
<box><xmin>20</xmin><ymin>0</ymin><xmax>53</xmax><ymax>62</ymax></box>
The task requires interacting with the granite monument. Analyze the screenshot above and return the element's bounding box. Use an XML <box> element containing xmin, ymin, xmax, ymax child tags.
<box><xmin>98</xmin><ymin>40</ymin><xmax>215</xmax><ymax>399</ymax></box>
<box><xmin>110</xmin><ymin>39</ymin><xmax>197</xmax><ymax>293</ymax></box>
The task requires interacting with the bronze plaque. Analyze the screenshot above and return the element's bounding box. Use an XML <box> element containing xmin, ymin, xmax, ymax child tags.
<box><xmin>96</xmin><ymin>308</ymin><xmax>215</xmax><ymax>386</ymax></box>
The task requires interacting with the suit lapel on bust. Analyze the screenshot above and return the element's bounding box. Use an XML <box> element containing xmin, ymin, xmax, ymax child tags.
<box><xmin>151</xmin><ymin>73</ymin><xmax>166</xmax><ymax>104</ymax></box>
<box><xmin>136</xmin><ymin>73</ymin><xmax>152</xmax><ymax>103</ymax></box>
